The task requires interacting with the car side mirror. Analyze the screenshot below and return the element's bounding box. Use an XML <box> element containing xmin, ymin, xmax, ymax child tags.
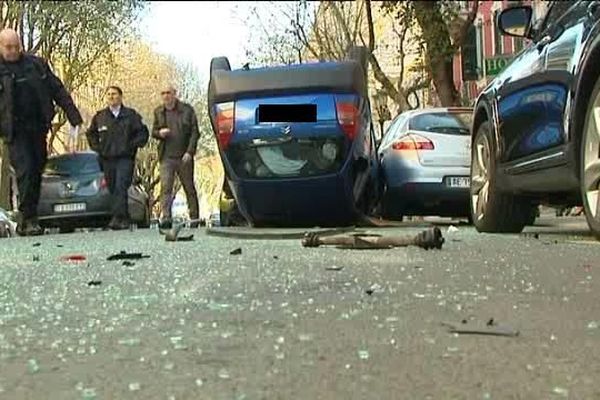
<box><xmin>499</xmin><ymin>6</ymin><xmax>533</xmax><ymax>38</ymax></box>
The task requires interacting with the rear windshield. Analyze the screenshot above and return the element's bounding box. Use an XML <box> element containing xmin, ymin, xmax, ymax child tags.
<box><xmin>409</xmin><ymin>112</ymin><xmax>472</xmax><ymax>135</ymax></box>
<box><xmin>227</xmin><ymin>138</ymin><xmax>346</xmax><ymax>179</ymax></box>
<box><xmin>44</xmin><ymin>154</ymin><xmax>101</xmax><ymax>176</ymax></box>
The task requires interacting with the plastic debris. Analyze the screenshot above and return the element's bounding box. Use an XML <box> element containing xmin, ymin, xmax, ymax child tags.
<box><xmin>61</xmin><ymin>254</ymin><xmax>87</xmax><ymax>263</ymax></box>
<box><xmin>358</xmin><ymin>350</ymin><xmax>370</xmax><ymax>360</ymax></box>
<box><xmin>128</xmin><ymin>382</ymin><xmax>141</xmax><ymax>392</ymax></box>
<box><xmin>552</xmin><ymin>387</ymin><xmax>568</xmax><ymax>397</ymax></box>
<box><xmin>32</xmin><ymin>242</ymin><xmax>41</xmax><ymax>247</ymax></box>
<box><xmin>587</xmin><ymin>321</ymin><xmax>599</xmax><ymax>330</ymax></box>
<box><xmin>87</xmin><ymin>280</ymin><xmax>102</xmax><ymax>287</ymax></box>
<box><xmin>122</xmin><ymin>261</ymin><xmax>135</xmax><ymax>267</ymax></box>
<box><xmin>107</xmin><ymin>251</ymin><xmax>150</xmax><ymax>261</ymax></box>
<box><xmin>441</xmin><ymin>319</ymin><xmax>519</xmax><ymax>337</ymax></box>
<box><xmin>447</xmin><ymin>225</ymin><xmax>459</xmax><ymax>234</ymax></box>
<box><xmin>230</xmin><ymin>248</ymin><xmax>242</xmax><ymax>255</ymax></box>
<box><xmin>326</xmin><ymin>265</ymin><xmax>344</xmax><ymax>271</ymax></box>
<box><xmin>27</xmin><ymin>359</ymin><xmax>40</xmax><ymax>374</ymax></box>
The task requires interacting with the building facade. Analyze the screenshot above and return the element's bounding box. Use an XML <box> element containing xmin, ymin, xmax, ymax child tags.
<box><xmin>455</xmin><ymin>0</ymin><xmax>548</xmax><ymax>103</ymax></box>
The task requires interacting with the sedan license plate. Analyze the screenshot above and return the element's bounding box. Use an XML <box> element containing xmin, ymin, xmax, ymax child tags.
<box><xmin>447</xmin><ymin>177</ymin><xmax>470</xmax><ymax>188</ymax></box>
<box><xmin>54</xmin><ymin>203</ymin><xmax>86</xmax><ymax>213</ymax></box>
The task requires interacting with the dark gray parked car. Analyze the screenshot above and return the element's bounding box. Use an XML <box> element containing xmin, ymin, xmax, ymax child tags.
<box><xmin>36</xmin><ymin>151</ymin><xmax>150</xmax><ymax>233</ymax></box>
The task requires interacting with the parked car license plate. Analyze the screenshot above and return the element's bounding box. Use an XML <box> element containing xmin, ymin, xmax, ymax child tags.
<box><xmin>54</xmin><ymin>203</ymin><xmax>86</xmax><ymax>213</ymax></box>
<box><xmin>446</xmin><ymin>177</ymin><xmax>470</xmax><ymax>188</ymax></box>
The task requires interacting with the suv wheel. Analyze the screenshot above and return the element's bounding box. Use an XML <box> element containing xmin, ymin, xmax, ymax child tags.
<box><xmin>580</xmin><ymin>75</ymin><xmax>600</xmax><ymax>238</ymax></box>
<box><xmin>470</xmin><ymin>121</ymin><xmax>531</xmax><ymax>233</ymax></box>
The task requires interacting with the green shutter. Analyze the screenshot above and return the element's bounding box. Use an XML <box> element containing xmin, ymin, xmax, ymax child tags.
<box><xmin>461</xmin><ymin>24</ymin><xmax>478</xmax><ymax>82</ymax></box>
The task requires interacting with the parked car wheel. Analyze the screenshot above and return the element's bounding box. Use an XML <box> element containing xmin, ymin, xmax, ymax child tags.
<box><xmin>470</xmin><ymin>121</ymin><xmax>531</xmax><ymax>233</ymax></box>
<box><xmin>580</xmin><ymin>75</ymin><xmax>600</xmax><ymax>239</ymax></box>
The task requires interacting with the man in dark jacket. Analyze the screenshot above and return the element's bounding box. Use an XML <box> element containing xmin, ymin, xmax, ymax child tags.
<box><xmin>0</xmin><ymin>29</ymin><xmax>83</xmax><ymax>236</ymax></box>
<box><xmin>152</xmin><ymin>85</ymin><xmax>200</xmax><ymax>229</ymax></box>
<box><xmin>86</xmin><ymin>86</ymin><xmax>149</xmax><ymax>230</ymax></box>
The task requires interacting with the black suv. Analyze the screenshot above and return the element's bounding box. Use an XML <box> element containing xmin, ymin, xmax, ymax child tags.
<box><xmin>470</xmin><ymin>1</ymin><xmax>600</xmax><ymax>237</ymax></box>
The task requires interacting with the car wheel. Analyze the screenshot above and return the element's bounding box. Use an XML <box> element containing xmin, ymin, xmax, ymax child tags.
<box><xmin>580</xmin><ymin>75</ymin><xmax>600</xmax><ymax>239</ymax></box>
<box><xmin>470</xmin><ymin>121</ymin><xmax>531</xmax><ymax>233</ymax></box>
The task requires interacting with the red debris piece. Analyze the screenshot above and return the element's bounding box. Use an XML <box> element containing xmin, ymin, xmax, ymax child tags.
<box><xmin>61</xmin><ymin>254</ymin><xmax>87</xmax><ymax>262</ymax></box>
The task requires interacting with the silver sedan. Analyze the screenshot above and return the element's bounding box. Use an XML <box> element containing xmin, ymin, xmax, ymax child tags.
<box><xmin>378</xmin><ymin>107</ymin><xmax>473</xmax><ymax>220</ymax></box>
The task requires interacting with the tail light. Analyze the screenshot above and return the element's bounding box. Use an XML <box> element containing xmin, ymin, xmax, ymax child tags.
<box><xmin>215</xmin><ymin>102</ymin><xmax>235</xmax><ymax>150</ymax></box>
<box><xmin>99</xmin><ymin>177</ymin><xmax>108</xmax><ymax>189</ymax></box>
<box><xmin>392</xmin><ymin>134</ymin><xmax>434</xmax><ymax>151</ymax></box>
<box><xmin>335</xmin><ymin>101</ymin><xmax>359</xmax><ymax>141</ymax></box>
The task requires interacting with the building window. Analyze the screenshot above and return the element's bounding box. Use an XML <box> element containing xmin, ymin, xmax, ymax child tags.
<box><xmin>514</xmin><ymin>37</ymin><xmax>524</xmax><ymax>53</ymax></box>
<box><xmin>493</xmin><ymin>10</ymin><xmax>504</xmax><ymax>55</ymax></box>
<box><xmin>476</xmin><ymin>21</ymin><xmax>484</xmax><ymax>76</ymax></box>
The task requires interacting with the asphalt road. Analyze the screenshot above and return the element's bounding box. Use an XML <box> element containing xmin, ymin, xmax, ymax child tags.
<box><xmin>0</xmin><ymin>216</ymin><xmax>599</xmax><ymax>399</ymax></box>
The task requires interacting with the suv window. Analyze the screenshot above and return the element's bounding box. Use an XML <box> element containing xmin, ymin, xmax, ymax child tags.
<box><xmin>44</xmin><ymin>154</ymin><xmax>101</xmax><ymax>176</ymax></box>
<box><xmin>538</xmin><ymin>1</ymin><xmax>577</xmax><ymax>34</ymax></box>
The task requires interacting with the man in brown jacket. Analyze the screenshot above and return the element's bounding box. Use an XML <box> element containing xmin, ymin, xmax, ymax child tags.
<box><xmin>152</xmin><ymin>85</ymin><xmax>200</xmax><ymax>229</ymax></box>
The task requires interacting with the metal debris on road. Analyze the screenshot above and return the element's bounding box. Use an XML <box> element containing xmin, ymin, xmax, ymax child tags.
<box><xmin>441</xmin><ymin>319</ymin><xmax>520</xmax><ymax>337</ymax></box>
<box><xmin>107</xmin><ymin>251</ymin><xmax>150</xmax><ymax>261</ymax></box>
<box><xmin>87</xmin><ymin>280</ymin><xmax>102</xmax><ymax>287</ymax></box>
<box><xmin>302</xmin><ymin>227</ymin><xmax>445</xmax><ymax>250</ymax></box>
<box><xmin>230</xmin><ymin>248</ymin><xmax>242</xmax><ymax>255</ymax></box>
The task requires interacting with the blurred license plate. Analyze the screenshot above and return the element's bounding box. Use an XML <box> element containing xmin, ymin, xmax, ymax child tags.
<box><xmin>447</xmin><ymin>177</ymin><xmax>470</xmax><ymax>188</ymax></box>
<box><xmin>54</xmin><ymin>203</ymin><xmax>86</xmax><ymax>213</ymax></box>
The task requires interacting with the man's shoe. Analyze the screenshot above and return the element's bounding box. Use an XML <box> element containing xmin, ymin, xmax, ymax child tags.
<box><xmin>17</xmin><ymin>219</ymin><xmax>43</xmax><ymax>236</ymax></box>
<box><xmin>107</xmin><ymin>217</ymin><xmax>120</xmax><ymax>230</ymax></box>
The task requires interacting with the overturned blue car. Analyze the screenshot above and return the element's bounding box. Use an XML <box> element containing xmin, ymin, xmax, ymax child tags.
<box><xmin>208</xmin><ymin>48</ymin><xmax>380</xmax><ymax>227</ymax></box>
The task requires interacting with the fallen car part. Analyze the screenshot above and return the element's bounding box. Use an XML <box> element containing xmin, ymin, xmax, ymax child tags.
<box><xmin>441</xmin><ymin>320</ymin><xmax>520</xmax><ymax>337</ymax></box>
<box><xmin>107</xmin><ymin>251</ymin><xmax>150</xmax><ymax>261</ymax></box>
<box><xmin>302</xmin><ymin>227</ymin><xmax>445</xmax><ymax>250</ymax></box>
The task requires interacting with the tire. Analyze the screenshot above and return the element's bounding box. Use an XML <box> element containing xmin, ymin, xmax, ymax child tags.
<box><xmin>580</xmin><ymin>74</ymin><xmax>600</xmax><ymax>239</ymax></box>
<box><xmin>470</xmin><ymin>121</ymin><xmax>531</xmax><ymax>233</ymax></box>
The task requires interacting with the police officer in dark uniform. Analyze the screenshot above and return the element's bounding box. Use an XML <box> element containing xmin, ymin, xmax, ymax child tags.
<box><xmin>0</xmin><ymin>29</ymin><xmax>83</xmax><ymax>236</ymax></box>
<box><xmin>86</xmin><ymin>86</ymin><xmax>149</xmax><ymax>230</ymax></box>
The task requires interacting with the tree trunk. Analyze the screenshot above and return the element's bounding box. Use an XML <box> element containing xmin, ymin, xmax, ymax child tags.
<box><xmin>412</xmin><ymin>1</ymin><xmax>461</xmax><ymax>107</ymax></box>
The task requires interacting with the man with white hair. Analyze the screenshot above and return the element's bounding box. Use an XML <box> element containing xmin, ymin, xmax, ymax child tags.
<box><xmin>0</xmin><ymin>29</ymin><xmax>83</xmax><ymax>236</ymax></box>
<box><xmin>152</xmin><ymin>85</ymin><xmax>200</xmax><ymax>229</ymax></box>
